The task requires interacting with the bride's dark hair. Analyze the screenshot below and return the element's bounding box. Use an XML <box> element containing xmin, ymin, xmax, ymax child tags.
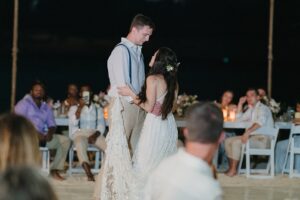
<box><xmin>138</xmin><ymin>47</ymin><xmax>179</xmax><ymax>120</ymax></box>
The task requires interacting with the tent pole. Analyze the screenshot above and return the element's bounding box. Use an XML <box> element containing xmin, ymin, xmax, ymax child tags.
<box><xmin>11</xmin><ymin>0</ymin><xmax>19</xmax><ymax>111</ymax></box>
<box><xmin>267</xmin><ymin>0</ymin><xmax>275</xmax><ymax>98</ymax></box>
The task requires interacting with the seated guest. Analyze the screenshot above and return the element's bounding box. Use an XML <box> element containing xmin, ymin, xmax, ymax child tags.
<box><xmin>46</xmin><ymin>96</ymin><xmax>54</xmax><ymax>108</ymax></box>
<box><xmin>257</xmin><ymin>88</ymin><xmax>267</xmax><ymax>100</ymax></box>
<box><xmin>144</xmin><ymin>102</ymin><xmax>224</xmax><ymax>200</ymax></box>
<box><xmin>215</xmin><ymin>90</ymin><xmax>237</xmax><ymax>169</ymax></box>
<box><xmin>99</xmin><ymin>84</ymin><xmax>111</xmax><ymax>104</ymax></box>
<box><xmin>0</xmin><ymin>166</ymin><xmax>58</xmax><ymax>200</ymax></box>
<box><xmin>258</xmin><ymin>87</ymin><xmax>279</xmax><ymax>110</ymax></box>
<box><xmin>63</xmin><ymin>83</ymin><xmax>80</xmax><ymax>114</ymax></box>
<box><xmin>275</xmin><ymin>100</ymin><xmax>300</xmax><ymax>174</ymax></box>
<box><xmin>14</xmin><ymin>81</ymin><xmax>71</xmax><ymax>181</ymax></box>
<box><xmin>215</xmin><ymin>90</ymin><xmax>236</xmax><ymax>114</ymax></box>
<box><xmin>68</xmin><ymin>84</ymin><xmax>106</xmax><ymax>181</ymax></box>
<box><xmin>0</xmin><ymin>113</ymin><xmax>40</xmax><ymax>171</ymax></box>
<box><xmin>293</xmin><ymin>100</ymin><xmax>300</xmax><ymax>124</ymax></box>
<box><xmin>224</xmin><ymin>88</ymin><xmax>274</xmax><ymax>177</ymax></box>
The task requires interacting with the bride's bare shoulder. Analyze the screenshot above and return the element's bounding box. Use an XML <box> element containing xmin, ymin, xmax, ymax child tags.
<box><xmin>146</xmin><ymin>75</ymin><xmax>159</xmax><ymax>82</ymax></box>
<box><xmin>147</xmin><ymin>74</ymin><xmax>164</xmax><ymax>82</ymax></box>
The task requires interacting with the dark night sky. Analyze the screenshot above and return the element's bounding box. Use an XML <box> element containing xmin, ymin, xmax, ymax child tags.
<box><xmin>1</xmin><ymin>0</ymin><xmax>300</xmax><ymax>113</ymax></box>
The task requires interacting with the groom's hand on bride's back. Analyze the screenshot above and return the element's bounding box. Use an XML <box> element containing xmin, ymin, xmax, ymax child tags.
<box><xmin>151</xmin><ymin>102</ymin><xmax>161</xmax><ymax>116</ymax></box>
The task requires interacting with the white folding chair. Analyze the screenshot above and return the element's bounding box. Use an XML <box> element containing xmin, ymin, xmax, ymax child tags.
<box><xmin>238</xmin><ymin>126</ymin><xmax>279</xmax><ymax>178</ymax></box>
<box><xmin>68</xmin><ymin>144</ymin><xmax>102</xmax><ymax>175</ymax></box>
<box><xmin>213</xmin><ymin>147</ymin><xmax>219</xmax><ymax>169</ymax></box>
<box><xmin>40</xmin><ymin>147</ymin><xmax>50</xmax><ymax>174</ymax></box>
<box><xmin>281</xmin><ymin>124</ymin><xmax>300</xmax><ymax>178</ymax></box>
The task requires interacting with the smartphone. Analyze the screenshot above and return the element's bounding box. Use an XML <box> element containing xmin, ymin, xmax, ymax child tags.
<box><xmin>82</xmin><ymin>91</ymin><xmax>90</xmax><ymax>105</ymax></box>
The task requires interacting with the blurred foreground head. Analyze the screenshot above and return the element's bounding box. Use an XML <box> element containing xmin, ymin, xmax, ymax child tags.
<box><xmin>0</xmin><ymin>166</ymin><xmax>58</xmax><ymax>200</ymax></box>
<box><xmin>0</xmin><ymin>113</ymin><xmax>40</xmax><ymax>171</ymax></box>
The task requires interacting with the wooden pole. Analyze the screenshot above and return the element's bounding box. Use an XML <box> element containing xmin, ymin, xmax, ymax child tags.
<box><xmin>11</xmin><ymin>0</ymin><xmax>19</xmax><ymax>111</ymax></box>
<box><xmin>267</xmin><ymin>0</ymin><xmax>275</xmax><ymax>98</ymax></box>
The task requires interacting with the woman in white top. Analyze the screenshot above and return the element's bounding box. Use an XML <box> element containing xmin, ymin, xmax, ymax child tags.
<box><xmin>118</xmin><ymin>47</ymin><xmax>179</xmax><ymax>199</ymax></box>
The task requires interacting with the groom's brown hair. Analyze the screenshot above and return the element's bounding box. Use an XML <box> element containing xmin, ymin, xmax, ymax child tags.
<box><xmin>129</xmin><ymin>13</ymin><xmax>155</xmax><ymax>31</ymax></box>
<box><xmin>184</xmin><ymin>102</ymin><xmax>223</xmax><ymax>143</ymax></box>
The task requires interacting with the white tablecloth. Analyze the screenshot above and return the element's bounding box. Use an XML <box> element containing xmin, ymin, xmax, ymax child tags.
<box><xmin>55</xmin><ymin>117</ymin><xmax>292</xmax><ymax>129</ymax></box>
<box><xmin>175</xmin><ymin>117</ymin><xmax>292</xmax><ymax>129</ymax></box>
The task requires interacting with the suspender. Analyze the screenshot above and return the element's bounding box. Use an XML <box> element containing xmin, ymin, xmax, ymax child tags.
<box><xmin>95</xmin><ymin>106</ymin><xmax>98</xmax><ymax>128</ymax></box>
<box><xmin>116</xmin><ymin>43</ymin><xmax>132</xmax><ymax>84</ymax></box>
<box><xmin>78</xmin><ymin>105</ymin><xmax>98</xmax><ymax>129</ymax></box>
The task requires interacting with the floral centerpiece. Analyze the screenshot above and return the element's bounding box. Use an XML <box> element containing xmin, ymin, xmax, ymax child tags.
<box><xmin>261</xmin><ymin>96</ymin><xmax>281</xmax><ymax>119</ymax></box>
<box><xmin>175</xmin><ymin>93</ymin><xmax>199</xmax><ymax>117</ymax></box>
<box><xmin>93</xmin><ymin>92</ymin><xmax>110</xmax><ymax>108</ymax></box>
<box><xmin>93</xmin><ymin>92</ymin><xmax>111</xmax><ymax>120</ymax></box>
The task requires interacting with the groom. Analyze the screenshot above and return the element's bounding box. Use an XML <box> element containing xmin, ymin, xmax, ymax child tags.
<box><xmin>107</xmin><ymin>13</ymin><xmax>155</xmax><ymax>153</ymax></box>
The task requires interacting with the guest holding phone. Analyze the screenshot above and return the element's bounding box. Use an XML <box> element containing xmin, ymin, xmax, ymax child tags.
<box><xmin>68</xmin><ymin>84</ymin><xmax>106</xmax><ymax>181</ymax></box>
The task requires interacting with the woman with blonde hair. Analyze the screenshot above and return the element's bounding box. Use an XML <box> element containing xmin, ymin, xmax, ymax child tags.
<box><xmin>0</xmin><ymin>113</ymin><xmax>40</xmax><ymax>171</ymax></box>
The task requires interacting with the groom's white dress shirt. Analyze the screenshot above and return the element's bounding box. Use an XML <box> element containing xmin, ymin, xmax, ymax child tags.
<box><xmin>144</xmin><ymin>148</ymin><xmax>223</xmax><ymax>200</ymax></box>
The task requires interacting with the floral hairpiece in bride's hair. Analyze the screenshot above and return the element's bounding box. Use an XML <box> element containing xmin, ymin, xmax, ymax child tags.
<box><xmin>166</xmin><ymin>64</ymin><xmax>174</xmax><ymax>72</ymax></box>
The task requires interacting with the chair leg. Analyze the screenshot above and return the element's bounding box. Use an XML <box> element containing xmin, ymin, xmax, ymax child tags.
<box><xmin>68</xmin><ymin>148</ymin><xmax>74</xmax><ymax>176</ymax></box>
<box><xmin>42</xmin><ymin>151</ymin><xmax>46</xmax><ymax>171</ymax></box>
<box><xmin>213</xmin><ymin>149</ymin><xmax>219</xmax><ymax>170</ymax></box>
<box><xmin>47</xmin><ymin>150</ymin><xmax>50</xmax><ymax>174</ymax></box>
<box><xmin>246</xmin><ymin>150</ymin><xmax>251</xmax><ymax>177</ymax></box>
<box><xmin>271</xmin><ymin>152</ymin><xmax>274</xmax><ymax>177</ymax></box>
<box><xmin>94</xmin><ymin>151</ymin><xmax>100</xmax><ymax>170</ymax></box>
<box><xmin>40</xmin><ymin>148</ymin><xmax>50</xmax><ymax>174</ymax></box>
<box><xmin>282</xmin><ymin>139</ymin><xmax>291</xmax><ymax>174</ymax></box>
<box><xmin>238</xmin><ymin>145</ymin><xmax>245</xmax><ymax>174</ymax></box>
<box><xmin>290</xmin><ymin>138</ymin><xmax>294</xmax><ymax>178</ymax></box>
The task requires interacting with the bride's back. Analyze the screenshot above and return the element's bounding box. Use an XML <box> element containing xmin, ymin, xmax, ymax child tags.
<box><xmin>150</xmin><ymin>74</ymin><xmax>167</xmax><ymax>101</ymax></box>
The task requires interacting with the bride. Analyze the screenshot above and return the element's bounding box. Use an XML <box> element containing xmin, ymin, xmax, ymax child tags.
<box><xmin>100</xmin><ymin>47</ymin><xmax>179</xmax><ymax>200</ymax></box>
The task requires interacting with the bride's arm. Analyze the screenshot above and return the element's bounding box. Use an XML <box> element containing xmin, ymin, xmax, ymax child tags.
<box><xmin>118</xmin><ymin>76</ymin><xmax>157</xmax><ymax>112</ymax></box>
<box><xmin>172</xmin><ymin>83</ymin><xmax>179</xmax><ymax>113</ymax></box>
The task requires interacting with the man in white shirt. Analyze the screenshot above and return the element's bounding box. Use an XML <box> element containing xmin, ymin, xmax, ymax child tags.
<box><xmin>107</xmin><ymin>13</ymin><xmax>155</xmax><ymax>153</ymax></box>
<box><xmin>94</xmin><ymin>14</ymin><xmax>155</xmax><ymax>198</ymax></box>
<box><xmin>68</xmin><ymin>84</ymin><xmax>106</xmax><ymax>181</ymax></box>
<box><xmin>144</xmin><ymin>102</ymin><xmax>224</xmax><ymax>200</ymax></box>
<box><xmin>224</xmin><ymin>88</ymin><xmax>274</xmax><ymax>176</ymax></box>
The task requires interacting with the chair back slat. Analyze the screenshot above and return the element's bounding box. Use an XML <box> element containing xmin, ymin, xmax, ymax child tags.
<box><xmin>291</xmin><ymin>124</ymin><xmax>300</xmax><ymax>136</ymax></box>
<box><xmin>251</xmin><ymin>126</ymin><xmax>279</xmax><ymax>139</ymax></box>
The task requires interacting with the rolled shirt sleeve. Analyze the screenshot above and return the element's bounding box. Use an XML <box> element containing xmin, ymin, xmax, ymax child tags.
<box><xmin>14</xmin><ymin>100</ymin><xmax>28</xmax><ymax>116</ymax></box>
<box><xmin>68</xmin><ymin>106</ymin><xmax>79</xmax><ymax>126</ymax></box>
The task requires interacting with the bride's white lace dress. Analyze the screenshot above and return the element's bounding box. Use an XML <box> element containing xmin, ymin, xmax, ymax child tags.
<box><xmin>132</xmin><ymin>92</ymin><xmax>178</xmax><ymax>198</ymax></box>
<box><xmin>100</xmin><ymin>94</ymin><xmax>178</xmax><ymax>200</ymax></box>
<box><xmin>100</xmin><ymin>97</ymin><xmax>135</xmax><ymax>200</ymax></box>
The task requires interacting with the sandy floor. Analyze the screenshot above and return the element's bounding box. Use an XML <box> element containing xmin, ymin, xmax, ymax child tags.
<box><xmin>51</xmin><ymin>173</ymin><xmax>300</xmax><ymax>200</ymax></box>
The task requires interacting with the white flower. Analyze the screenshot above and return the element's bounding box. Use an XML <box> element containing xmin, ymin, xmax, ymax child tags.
<box><xmin>175</xmin><ymin>93</ymin><xmax>199</xmax><ymax>116</ymax></box>
<box><xmin>93</xmin><ymin>94</ymin><xmax>99</xmax><ymax>102</ymax></box>
<box><xmin>265</xmin><ymin>98</ymin><xmax>280</xmax><ymax>114</ymax></box>
<box><xmin>166</xmin><ymin>64</ymin><xmax>174</xmax><ymax>72</ymax></box>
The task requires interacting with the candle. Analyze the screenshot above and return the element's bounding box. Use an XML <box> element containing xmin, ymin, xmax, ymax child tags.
<box><xmin>103</xmin><ymin>107</ymin><xmax>109</xmax><ymax>120</ymax></box>
<box><xmin>222</xmin><ymin>109</ymin><xmax>228</xmax><ymax>121</ymax></box>
<box><xmin>229</xmin><ymin>111</ymin><xmax>236</xmax><ymax>121</ymax></box>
